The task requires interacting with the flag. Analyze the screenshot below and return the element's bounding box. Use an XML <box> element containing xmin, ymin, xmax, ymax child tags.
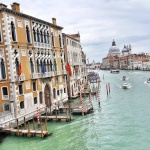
<box><xmin>18</xmin><ymin>63</ymin><xmax>22</xmax><ymax>76</ymax></box>
<box><xmin>42</xmin><ymin>63</ymin><xmax>45</xmax><ymax>74</ymax></box>
<box><xmin>65</xmin><ymin>62</ymin><xmax>72</xmax><ymax>76</ymax></box>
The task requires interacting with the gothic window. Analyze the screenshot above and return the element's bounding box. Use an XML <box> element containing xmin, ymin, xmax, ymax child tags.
<box><xmin>50</xmin><ymin>60</ymin><xmax>53</xmax><ymax>71</ymax></box>
<box><xmin>44</xmin><ymin>30</ymin><xmax>47</xmax><ymax>43</ymax></box>
<box><xmin>54</xmin><ymin>59</ymin><xmax>57</xmax><ymax>71</ymax></box>
<box><xmin>57</xmin><ymin>90</ymin><xmax>59</xmax><ymax>96</ymax></box>
<box><xmin>47</xmin><ymin>32</ymin><xmax>50</xmax><ymax>44</ymax></box>
<box><xmin>30</xmin><ymin>58</ymin><xmax>34</xmax><ymax>73</ymax></box>
<box><xmin>44</xmin><ymin>59</ymin><xmax>46</xmax><ymax>72</ymax></box>
<box><xmin>15</xmin><ymin>58</ymin><xmax>19</xmax><ymax>75</ymax></box>
<box><xmin>53</xmin><ymin>88</ymin><xmax>56</xmax><ymax>99</ymax></box>
<box><xmin>37</xmin><ymin>59</ymin><xmax>40</xmax><ymax>73</ymax></box>
<box><xmin>61</xmin><ymin>59</ymin><xmax>63</xmax><ymax>70</ymax></box>
<box><xmin>0</xmin><ymin>58</ymin><xmax>6</xmax><ymax>79</ymax></box>
<box><xmin>39</xmin><ymin>92</ymin><xmax>43</xmax><ymax>104</ymax></box>
<box><xmin>59</xmin><ymin>34</ymin><xmax>62</xmax><ymax>47</ymax></box>
<box><xmin>11</xmin><ymin>21</ymin><xmax>16</xmax><ymax>41</ymax></box>
<box><xmin>37</xmin><ymin>28</ymin><xmax>40</xmax><ymax>42</ymax></box>
<box><xmin>0</xmin><ymin>29</ymin><xmax>2</xmax><ymax>42</ymax></box>
<box><xmin>33</xmin><ymin>27</ymin><xmax>36</xmax><ymax>42</ymax></box>
<box><xmin>40</xmin><ymin>30</ymin><xmax>43</xmax><ymax>43</ymax></box>
<box><xmin>51</xmin><ymin>33</ymin><xmax>54</xmax><ymax>46</ymax></box>
<box><xmin>64</xmin><ymin>88</ymin><xmax>66</xmax><ymax>93</ymax></box>
<box><xmin>26</xmin><ymin>25</ymin><xmax>31</xmax><ymax>43</ymax></box>
<box><xmin>47</xmin><ymin>60</ymin><xmax>50</xmax><ymax>72</ymax></box>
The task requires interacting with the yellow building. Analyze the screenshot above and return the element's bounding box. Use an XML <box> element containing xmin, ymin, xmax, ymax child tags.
<box><xmin>0</xmin><ymin>3</ymin><xmax>68</xmax><ymax>125</ymax></box>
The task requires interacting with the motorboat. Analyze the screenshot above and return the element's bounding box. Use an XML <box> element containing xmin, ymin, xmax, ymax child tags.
<box><xmin>122</xmin><ymin>83</ymin><xmax>129</xmax><ymax>89</ymax></box>
<box><xmin>147</xmin><ymin>78</ymin><xmax>150</xmax><ymax>83</ymax></box>
<box><xmin>110</xmin><ymin>69</ymin><xmax>120</xmax><ymax>73</ymax></box>
<box><xmin>122</xmin><ymin>76</ymin><xmax>126</xmax><ymax>81</ymax></box>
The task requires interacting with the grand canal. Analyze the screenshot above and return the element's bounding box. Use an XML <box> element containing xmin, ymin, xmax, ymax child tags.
<box><xmin>1</xmin><ymin>70</ymin><xmax>150</xmax><ymax>150</ymax></box>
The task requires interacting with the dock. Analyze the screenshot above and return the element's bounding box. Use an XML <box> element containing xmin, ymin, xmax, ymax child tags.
<box><xmin>3</xmin><ymin>128</ymin><xmax>48</xmax><ymax>138</ymax></box>
<box><xmin>40</xmin><ymin>115</ymin><xmax>71</xmax><ymax>122</ymax></box>
<box><xmin>72</xmin><ymin>105</ymin><xmax>93</xmax><ymax>115</ymax></box>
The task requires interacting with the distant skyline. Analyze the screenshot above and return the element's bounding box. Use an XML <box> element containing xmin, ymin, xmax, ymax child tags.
<box><xmin>2</xmin><ymin>0</ymin><xmax>150</xmax><ymax>63</ymax></box>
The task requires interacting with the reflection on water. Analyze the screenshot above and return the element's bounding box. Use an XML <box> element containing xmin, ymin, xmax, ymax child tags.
<box><xmin>1</xmin><ymin>70</ymin><xmax>150</xmax><ymax>150</ymax></box>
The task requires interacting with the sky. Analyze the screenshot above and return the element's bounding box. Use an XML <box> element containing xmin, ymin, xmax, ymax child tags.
<box><xmin>2</xmin><ymin>0</ymin><xmax>150</xmax><ymax>63</ymax></box>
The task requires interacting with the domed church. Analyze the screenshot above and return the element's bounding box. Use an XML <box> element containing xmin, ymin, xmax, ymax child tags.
<box><xmin>108</xmin><ymin>39</ymin><xmax>120</xmax><ymax>57</ymax></box>
<box><xmin>122</xmin><ymin>44</ymin><xmax>132</xmax><ymax>55</ymax></box>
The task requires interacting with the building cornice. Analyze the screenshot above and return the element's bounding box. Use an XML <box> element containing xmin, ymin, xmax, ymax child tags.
<box><xmin>0</xmin><ymin>7</ymin><xmax>63</xmax><ymax>30</ymax></box>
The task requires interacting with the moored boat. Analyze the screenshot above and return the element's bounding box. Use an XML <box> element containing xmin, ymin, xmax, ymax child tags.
<box><xmin>147</xmin><ymin>78</ymin><xmax>150</xmax><ymax>83</ymax></box>
<box><xmin>122</xmin><ymin>83</ymin><xmax>129</xmax><ymax>89</ymax></box>
<box><xmin>110</xmin><ymin>69</ymin><xmax>120</xmax><ymax>73</ymax></box>
<box><xmin>122</xmin><ymin>76</ymin><xmax>126</xmax><ymax>81</ymax></box>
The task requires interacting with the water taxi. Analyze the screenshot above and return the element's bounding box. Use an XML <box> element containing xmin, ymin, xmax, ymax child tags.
<box><xmin>122</xmin><ymin>83</ymin><xmax>129</xmax><ymax>89</ymax></box>
<box><xmin>110</xmin><ymin>69</ymin><xmax>120</xmax><ymax>73</ymax></box>
<box><xmin>147</xmin><ymin>78</ymin><xmax>150</xmax><ymax>83</ymax></box>
<box><xmin>122</xmin><ymin>76</ymin><xmax>126</xmax><ymax>81</ymax></box>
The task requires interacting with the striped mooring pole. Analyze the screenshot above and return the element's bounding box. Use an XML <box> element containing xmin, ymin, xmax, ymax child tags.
<box><xmin>36</xmin><ymin>107</ymin><xmax>40</xmax><ymax>126</ymax></box>
<box><xmin>97</xmin><ymin>91</ymin><xmax>100</xmax><ymax>107</ymax></box>
<box><xmin>80</xmin><ymin>90</ymin><xmax>84</xmax><ymax>116</ymax></box>
<box><xmin>89</xmin><ymin>93</ymin><xmax>93</xmax><ymax>107</ymax></box>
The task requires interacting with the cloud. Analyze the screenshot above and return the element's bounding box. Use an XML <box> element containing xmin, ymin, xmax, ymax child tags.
<box><xmin>2</xmin><ymin>0</ymin><xmax>150</xmax><ymax>63</ymax></box>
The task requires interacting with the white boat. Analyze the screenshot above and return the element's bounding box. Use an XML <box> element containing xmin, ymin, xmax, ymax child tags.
<box><xmin>122</xmin><ymin>83</ymin><xmax>129</xmax><ymax>89</ymax></box>
<box><xmin>122</xmin><ymin>76</ymin><xmax>126</xmax><ymax>81</ymax></box>
<box><xmin>147</xmin><ymin>78</ymin><xmax>150</xmax><ymax>83</ymax></box>
<box><xmin>110</xmin><ymin>69</ymin><xmax>120</xmax><ymax>73</ymax></box>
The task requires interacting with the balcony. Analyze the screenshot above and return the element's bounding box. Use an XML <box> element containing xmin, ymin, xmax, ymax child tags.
<box><xmin>32</xmin><ymin>73</ymin><xmax>42</xmax><ymax>79</ymax></box>
<box><xmin>62</xmin><ymin>70</ymin><xmax>67</xmax><ymax>75</ymax></box>
<box><xmin>15</xmin><ymin>74</ymin><xmax>25</xmax><ymax>82</ymax></box>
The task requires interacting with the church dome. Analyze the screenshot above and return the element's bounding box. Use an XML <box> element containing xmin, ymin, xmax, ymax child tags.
<box><xmin>122</xmin><ymin>45</ymin><xmax>130</xmax><ymax>53</ymax></box>
<box><xmin>108</xmin><ymin>40</ymin><xmax>120</xmax><ymax>55</ymax></box>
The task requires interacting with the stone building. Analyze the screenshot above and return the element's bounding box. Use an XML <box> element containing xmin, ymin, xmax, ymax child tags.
<box><xmin>62</xmin><ymin>33</ymin><xmax>87</xmax><ymax>98</ymax></box>
<box><xmin>0</xmin><ymin>3</ymin><xmax>68</xmax><ymax>124</ymax></box>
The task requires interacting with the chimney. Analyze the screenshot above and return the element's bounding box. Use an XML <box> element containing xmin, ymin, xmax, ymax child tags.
<box><xmin>11</xmin><ymin>2</ymin><xmax>20</xmax><ymax>12</ymax></box>
<box><xmin>0</xmin><ymin>3</ymin><xmax>7</xmax><ymax>9</ymax></box>
<box><xmin>52</xmin><ymin>18</ymin><xmax>56</xmax><ymax>25</ymax></box>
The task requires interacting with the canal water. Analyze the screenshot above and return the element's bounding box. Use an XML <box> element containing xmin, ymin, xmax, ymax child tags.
<box><xmin>0</xmin><ymin>70</ymin><xmax>150</xmax><ymax>150</ymax></box>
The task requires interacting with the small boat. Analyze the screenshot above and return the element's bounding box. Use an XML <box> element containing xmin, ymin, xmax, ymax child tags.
<box><xmin>147</xmin><ymin>78</ymin><xmax>150</xmax><ymax>83</ymax></box>
<box><xmin>122</xmin><ymin>76</ymin><xmax>126</xmax><ymax>81</ymax></box>
<box><xmin>122</xmin><ymin>83</ymin><xmax>129</xmax><ymax>89</ymax></box>
<box><xmin>110</xmin><ymin>69</ymin><xmax>120</xmax><ymax>73</ymax></box>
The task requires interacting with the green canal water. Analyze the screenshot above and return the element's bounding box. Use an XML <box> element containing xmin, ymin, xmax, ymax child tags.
<box><xmin>1</xmin><ymin>70</ymin><xmax>150</xmax><ymax>150</ymax></box>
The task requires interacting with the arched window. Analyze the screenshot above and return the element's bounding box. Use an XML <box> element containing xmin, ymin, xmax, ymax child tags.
<box><xmin>47</xmin><ymin>60</ymin><xmax>50</xmax><ymax>72</ymax></box>
<box><xmin>36</xmin><ymin>59</ymin><xmax>40</xmax><ymax>73</ymax></box>
<box><xmin>61</xmin><ymin>59</ymin><xmax>63</xmax><ymax>70</ymax></box>
<box><xmin>37</xmin><ymin>29</ymin><xmax>40</xmax><ymax>42</ymax></box>
<box><xmin>51</xmin><ymin>33</ymin><xmax>54</xmax><ymax>46</ymax></box>
<box><xmin>44</xmin><ymin>59</ymin><xmax>46</xmax><ymax>72</ymax></box>
<box><xmin>33</xmin><ymin>27</ymin><xmax>36</xmax><ymax>42</ymax></box>
<box><xmin>0</xmin><ymin>30</ymin><xmax>2</xmax><ymax>42</ymax></box>
<box><xmin>40</xmin><ymin>30</ymin><xmax>43</xmax><ymax>43</ymax></box>
<box><xmin>11</xmin><ymin>21</ymin><xmax>16</xmax><ymax>41</ymax></box>
<box><xmin>50</xmin><ymin>60</ymin><xmax>53</xmax><ymax>71</ymax></box>
<box><xmin>54</xmin><ymin>59</ymin><xmax>57</xmax><ymax>71</ymax></box>
<box><xmin>59</xmin><ymin>34</ymin><xmax>62</xmax><ymax>47</ymax></box>
<box><xmin>39</xmin><ymin>92</ymin><xmax>43</xmax><ymax>104</ymax></box>
<box><xmin>30</xmin><ymin>58</ymin><xmax>34</xmax><ymax>73</ymax></box>
<box><xmin>0</xmin><ymin>58</ymin><xmax>6</xmax><ymax>79</ymax></box>
<box><xmin>26</xmin><ymin>25</ymin><xmax>31</xmax><ymax>43</ymax></box>
<box><xmin>47</xmin><ymin>32</ymin><xmax>50</xmax><ymax>44</ymax></box>
<box><xmin>15</xmin><ymin>58</ymin><xmax>19</xmax><ymax>75</ymax></box>
<box><xmin>44</xmin><ymin>30</ymin><xmax>47</xmax><ymax>43</ymax></box>
<box><xmin>53</xmin><ymin>88</ymin><xmax>56</xmax><ymax>99</ymax></box>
